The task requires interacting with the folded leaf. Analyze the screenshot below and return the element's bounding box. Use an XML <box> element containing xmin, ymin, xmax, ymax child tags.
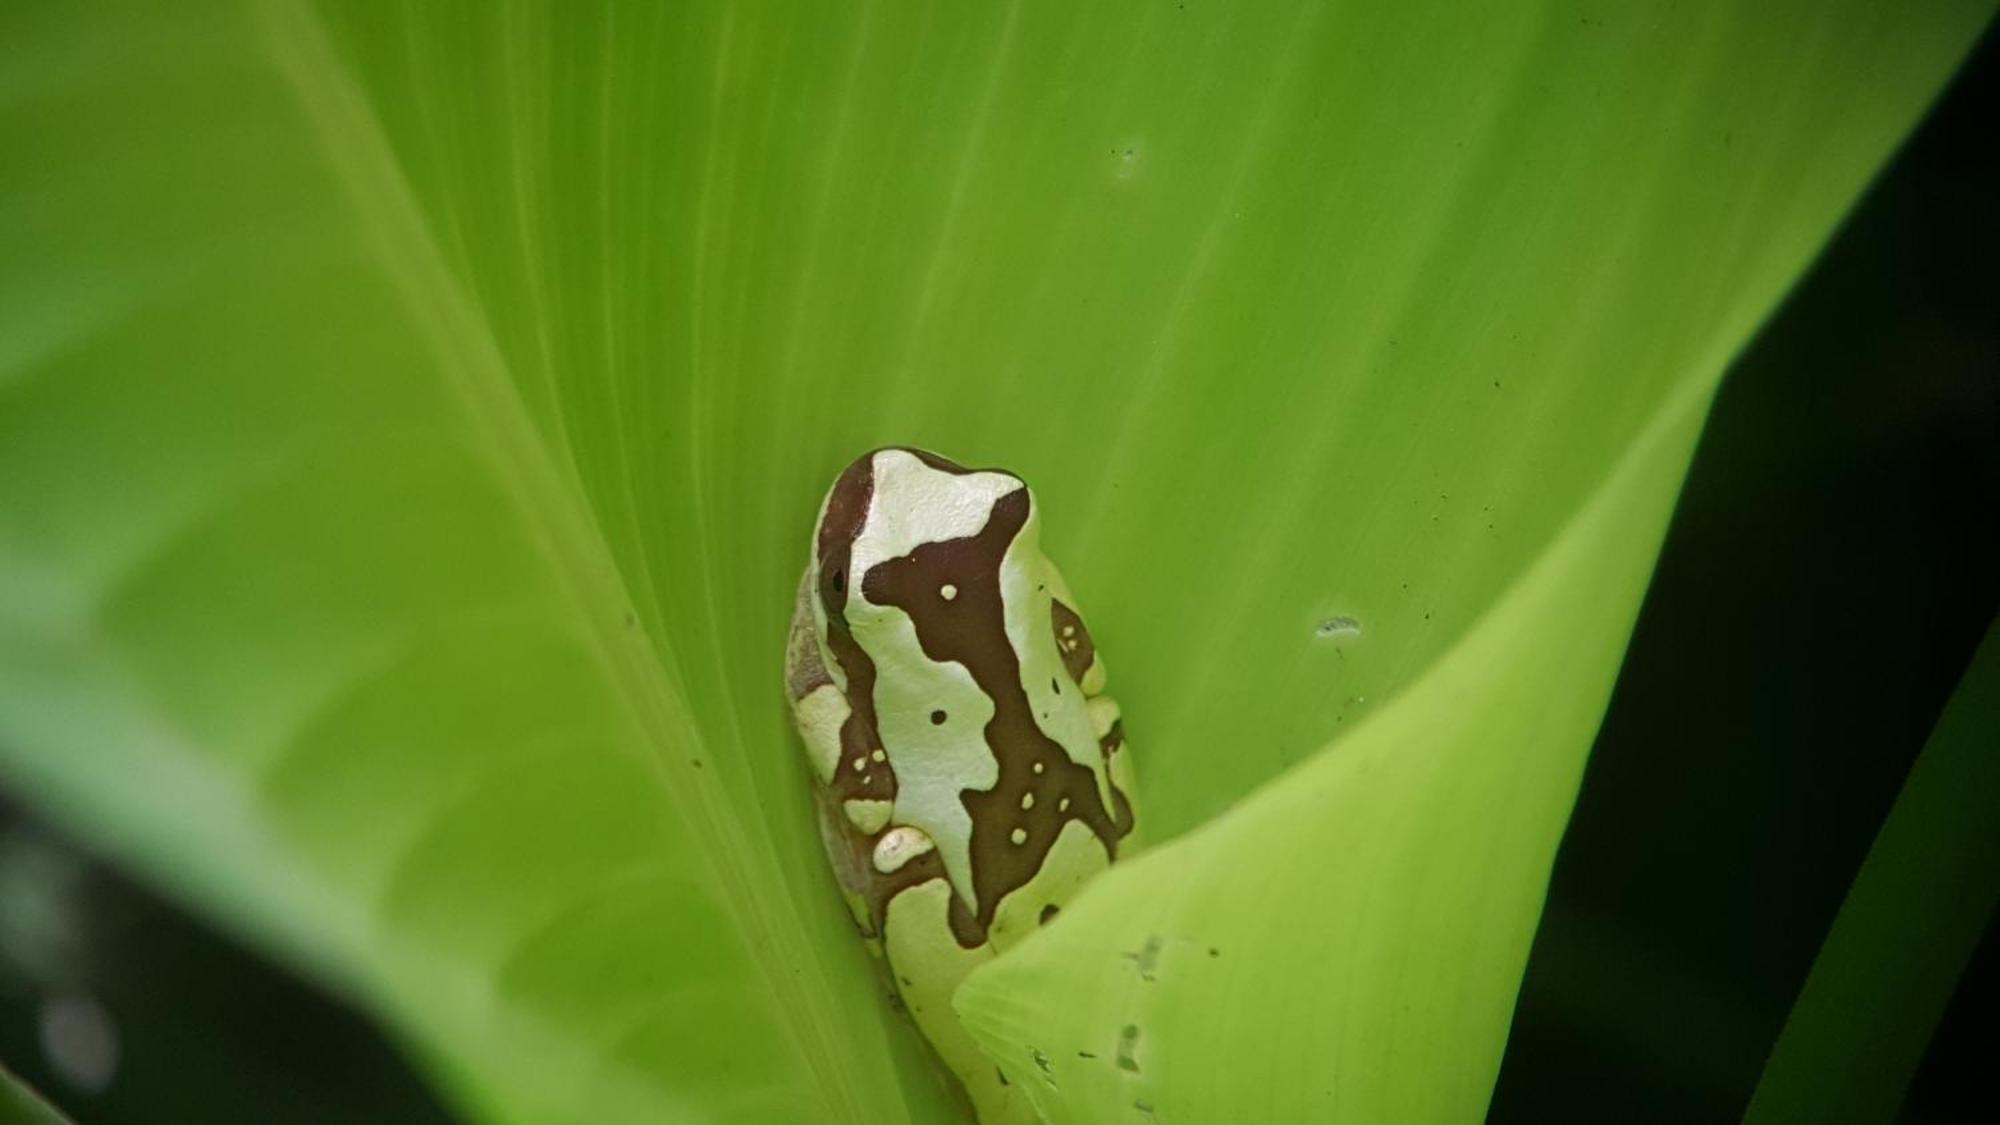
<box><xmin>957</xmin><ymin>376</ymin><xmax>1706</xmax><ymax>1121</ymax></box>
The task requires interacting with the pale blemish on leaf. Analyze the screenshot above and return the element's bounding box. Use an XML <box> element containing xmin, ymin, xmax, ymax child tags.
<box><xmin>1314</xmin><ymin>615</ymin><xmax>1363</xmax><ymax>638</ymax></box>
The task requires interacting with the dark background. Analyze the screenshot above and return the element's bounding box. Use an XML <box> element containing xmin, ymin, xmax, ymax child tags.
<box><xmin>2</xmin><ymin>26</ymin><xmax>1994</xmax><ymax>1125</ymax></box>
<box><xmin>1492</xmin><ymin>23</ymin><xmax>1999</xmax><ymax>1125</ymax></box>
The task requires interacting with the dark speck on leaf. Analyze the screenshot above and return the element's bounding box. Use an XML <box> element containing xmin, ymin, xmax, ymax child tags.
<box><xmin>1117</xmin><ymin>1024</ymin><xmax>1142</xmax><ymax>1072</ymax></box>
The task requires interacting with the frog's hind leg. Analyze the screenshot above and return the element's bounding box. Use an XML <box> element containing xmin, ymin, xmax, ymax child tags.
<box><xmin>884</xmin><ymin>879</ymin><xmax>1038</xmax><ymax>1125</ymax></box>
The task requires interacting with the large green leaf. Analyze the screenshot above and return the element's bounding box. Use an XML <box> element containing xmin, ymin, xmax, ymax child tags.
<box><xmin>943</xmin><ymin>4</ymin><xmax>1994</xmax><ymax>1116</ymax></box>
<box><xmin>1744</xmin><ymin>616</ymin><xmax>2000</xmax><ymax>1125</ymax></box>
<box><xmin>0</xmin><ymin>1</ymin><xmax>1988</xmax><ymax>1122</ymax></box>
<box><xmin>956</xmin><ymin>370</ymin><xmax>1709</xmax><ymax>1122</ymax></box>
<box><xmin>1</xmin><ymin>4</ymin><xmax>916</xmax><ymax>1122</ymax></box>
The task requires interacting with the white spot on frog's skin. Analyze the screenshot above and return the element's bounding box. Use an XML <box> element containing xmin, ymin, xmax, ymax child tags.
<box><xmin>843</xmin><ymin>799</ymin><xmax>892</xmax><ymax>835</ymax></box>
<box><xmin>940</xmin><ymin>583</ymin><xmax>958</xmax><ymax>600</ymax></box>
<box><xmin>1315</xmin><ymin>615</ymin><xmax>1363</xmax><ymax>638</ymax></box>
<box><xmin>1010</xmin><ymin>827</ymin><xmax>1028</xmax><ymax>846</ymax></box>
<box><xmin>1020</xmin><ymin>792</ymin><xmax>1035</xmax><ymax>810</ymax></box>
<box><xmin>871</xmin><ymin>748</ymin><xmax>887</xmax><ymax>763</ymax></box>
<box><xmin>1058</xmin><ymin>796</ymin><xmax>1070</xmax><ymax>812</ymax></box>
<box><xmin>1032</xmin><ymin>761</ymin><xmax>1045</xmax><ymax>775</ymax></box>
<box><xmin>872</xmin><ymin>826</ymin><xmax>936</xmax><ymax>874</ymax></box>
<box><xmin>850</xmin><ymin>756</ymin><xmax>866</xmax><ymax>773</ymax></box>
<box><xmin>793</xmin><ymin>684</ymin><xmax>850</xmax><ymax>783</ymax></box>
<box><xmin>1086</xmin><ymin>696</ymin><xmax>1121</xmax><ymax>740</ymax></box>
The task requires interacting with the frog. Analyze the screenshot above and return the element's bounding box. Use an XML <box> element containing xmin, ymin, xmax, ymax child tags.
<box><xmin>784</xmin><ymin>447</ymin><xmax>1137</xmax><ymax>1123</ymax></box>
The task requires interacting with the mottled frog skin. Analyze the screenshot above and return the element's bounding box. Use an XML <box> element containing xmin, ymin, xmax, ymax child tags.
<box><xmin>784</xmin><ymin>448</ymin><xmax>1137</xmax><ymax>1123</ymax></box>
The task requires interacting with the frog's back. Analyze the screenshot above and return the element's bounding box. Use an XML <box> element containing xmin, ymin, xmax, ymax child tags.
<box><xmin>784</xmin><ymin>447</ymin><xmax>1138</xmax><ymax>1123</ymax></box>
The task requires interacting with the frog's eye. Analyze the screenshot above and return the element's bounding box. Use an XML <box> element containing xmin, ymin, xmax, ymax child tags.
<box><xmin>829</xmin><ymin>568</ymin><xmax>846</xmax><ymax>594</ymax></box>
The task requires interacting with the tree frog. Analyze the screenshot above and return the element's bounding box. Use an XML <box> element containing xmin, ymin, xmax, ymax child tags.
<box><xmin>785</xmin><ymin>447</ymin><xmax>1137</xmax><ymax>1123</ymax></box>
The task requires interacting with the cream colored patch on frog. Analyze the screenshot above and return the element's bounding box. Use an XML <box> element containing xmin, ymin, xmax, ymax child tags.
<box><xmin>865</xmin><ymin>605</ymin><xmax>996</xmax><ymax>902</ymax></box>
<box><xmin>1080</xmin><ymin>653</ymin><xmax>1107</xmax><ymax>696</ymax></box>
<box><xmin>849</xmin><ymin>449</ymin><xmax>1021</xmax><ymax>577</ymax></box>
<box><xmin>793</xmin><ymin>684</ymin><xmax>850</xmax><ymax>784</ymax></box>
<box><xmin>1086</xmin><ymin>696</ymin><xmax>1121</xmax><ymax>740</ymax></box>
<box><xmin>842</xmin><ymin>798</ymin><xmax>892</xmax><ymax>835</ymax></box>
<box><xmin>871</xmin><ymin>826</ymin><xmax>936</xmax><ymax>874</ymax></box>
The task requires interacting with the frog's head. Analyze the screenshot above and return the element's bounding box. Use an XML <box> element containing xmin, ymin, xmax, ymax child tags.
<box><xmin>807</xmin><ymin>447</ymin><xmax>1036</xmax><ymax>654</ymax></box>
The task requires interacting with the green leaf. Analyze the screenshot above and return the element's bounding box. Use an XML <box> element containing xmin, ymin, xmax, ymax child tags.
<box><xmin>0</xmin><ymin>1065</ymin><xmax>71</xmax><ymax>1125</ymax></box>
<box><xmin>957</xmin><ymin>368</ymin><xmax>1709</xmax><ymax>1121</ymax></box>
<box><xmin>1</xmin><ymin>3</ymin><xmax>920</xmax><ymax>1122</ymax></box>
<box><xmin>0</xmin><ymin>1</ymin><xmax>1989</xmax><ymax>1122</ymax></box>
<box><xmin>1743</xmin><ymin>616</ymin><xmax>2000</xmax><ymax>1125</ymax></box>
<box><xmin>947</xmin><ymin>0</ymin><xmax>1995</xmax><ymax>1119</ymax></box>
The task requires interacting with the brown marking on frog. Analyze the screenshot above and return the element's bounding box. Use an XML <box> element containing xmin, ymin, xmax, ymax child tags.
<box><xmin>810</xmin><ymin>785</ymin><xmax>982</xmax><ymax>946</ymax></box>
<box><xmin>1098</xmin><ymin>719</ymin><xmax>1135</xmax><ymax>835</ymax></box>
<box><xmin>864</xmin><ymin>487</ymin><xmax>1127</xmax><ymax>942</ymax></box>
<box><xmin>890</xmin><ymin>446</ymin><xmax>981</xmax><ymax>476</ymax></box>
<box><xmin>1051</xmin><ymin>598</ymin><xmax>1096</xmax><ymax>687</ymax></box>
<box><xmin>815</xmin><ymin>455</ymin><xmax>896</xmax><ymax>806</ymax></box>
<box><xmin>810</xmin><ymin>452</ymin><xmax>984</xmax><ymax>944</ymax></box>
<box><xmin>1100</xmin><ymin>720</ymin><xmax>1126</xmax><ymax>756</ymax></box>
